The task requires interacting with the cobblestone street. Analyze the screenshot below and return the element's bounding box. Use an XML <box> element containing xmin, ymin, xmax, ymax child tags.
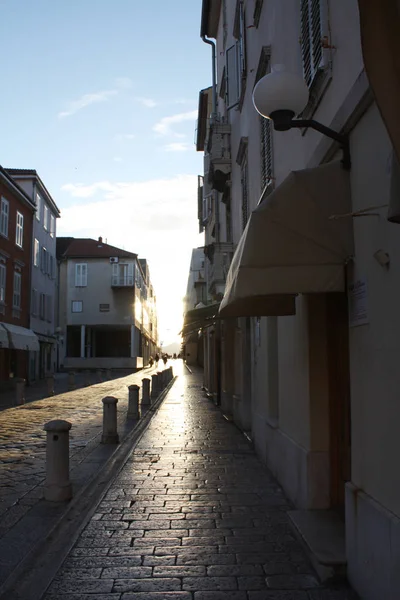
<box><xmin>42</xmin><ymin>363</ymin><xmax>358</xmax><ymax>600</ymax></box>
<box><xmin>0</xmin><ymin>363</ymin><xmax>166</xmax><ymax>541</ymax></box>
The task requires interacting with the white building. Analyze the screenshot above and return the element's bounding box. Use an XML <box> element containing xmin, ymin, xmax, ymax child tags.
<box><xmin>6</xmin><ymin>169</ymin><xmax>60</xmax><ymax>381</ymax></box>
<box><xmin>197</xmin><ymin>1</ymin><xmax>400</xmax><ymax>598</ymax></box>
<box><xmin>56</xmin><ymin>237</ymin><xmax>158</xmax><ymax>371</ymax></box>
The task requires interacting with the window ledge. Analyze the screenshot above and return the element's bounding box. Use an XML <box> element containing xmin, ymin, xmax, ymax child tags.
<box><xmin>301</xmin><ymin>65</ymin><xmax>332</xmax><ymax>123</ymax></box>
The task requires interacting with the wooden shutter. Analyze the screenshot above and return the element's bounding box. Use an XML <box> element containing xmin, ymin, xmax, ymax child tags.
<box><xmin>226</xmin><ymin>43</ymin><xmax>240</xmax><ymax>109</ymax></box>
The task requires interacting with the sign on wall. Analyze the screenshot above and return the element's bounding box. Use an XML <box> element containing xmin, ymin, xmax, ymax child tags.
<box><xmin>348</xmin><ymin>277</ymin><xmax>369</xmax><ymax>327</ymax></box>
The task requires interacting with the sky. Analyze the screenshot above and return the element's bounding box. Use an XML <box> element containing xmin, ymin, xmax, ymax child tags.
<box><xmin>0</xmin><ymin>0</ymin><xmax>209</xmax><ymax>346</ymax></box>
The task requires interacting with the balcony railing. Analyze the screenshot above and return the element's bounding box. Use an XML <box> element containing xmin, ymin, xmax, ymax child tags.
<box><xmin>111</xmin><ymin>276</ymin><xmax>134</xmax><ymax>287</ymax></box>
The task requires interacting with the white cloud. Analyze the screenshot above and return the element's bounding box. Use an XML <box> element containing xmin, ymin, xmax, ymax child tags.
<box><xmin>58</xmin><ymin>90</ymin><xmax>117</xmax><ymax>118</ymax></box>
<box><xmin>153</xmin><ymin>110</ymin><xmax>197</xmax><ymax>137</ymax></box>
<box><xmin>59</xmin><ymin>175</ymin><xmax>203</xmax><ymax>344</ymax></box>
<box><xmin>135</xmin><ymin>97</ymin><xmax>157</xmax><ymax>108</ymax></box>
<box><xmin>164</xmin><ymin>142</ymin><xmax>190</xmax><ymax>152</ymax></box>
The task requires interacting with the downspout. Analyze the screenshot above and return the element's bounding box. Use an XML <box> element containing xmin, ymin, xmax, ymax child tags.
<box><xmin>201</xmin><ymin>35</ymin><xmax>220</xmax><ymax>244</ymax></box>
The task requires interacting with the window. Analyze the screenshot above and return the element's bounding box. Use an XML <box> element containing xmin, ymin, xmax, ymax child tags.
<box><xmin>34</xmin><ymin>239</ymin><xmax>40</xmax><ymax>267</ymax></box>
<box><xmin>31</xmin><ymin>288</ymin><xmax>37</xmax><ymax>316</ymax></box>
<box><xmin>226</xmin><ymin>0</ymin><xmax>246</xmax><ymax>109</ymax></box>
<box><xmin>99</xmin><ymin>303</ymin><xmax>110</xmax><ymax>312</ymax></box>
<box><xmin>46</xmin><ymin>295</ymin><xmax>53</xmax><ymax>322</ymax></box>
<box><xmin>13</xmin><ymin>271</ymin><xmax>21</xmax><ymax>309</ymax></box>
<box><xmin>36</xmin><ymin>193</ymin><xmax>41</xmax><ymax>221</ymax></box>
<box><xmin>0</xmin><ymin>263</ymin><xmax>5</xmax><ymax>303</ymax></box>
<box><xmin>43</xmin><ymin>205</ymin><xmax>49</xmax><ymax>231</ymax></box>
<box><xmin>41</xmin><ymin>247</ymin><xmax>48</xmax><ymax>274</ymax></box>
<box><xmin>253</xmin><ymin>0</ymin><xmax>264</xmax><ymax>27</ymax></box>
<box><xmin>15</xmin><ymin>212</ymin><xmax>23</xmax><ymax>247</ymax></box>
<box><xmin>49</xmin><ymin>255</ymin><xmax>55</xmax><ymax>279</ymax></box>
<box><xmin>112</xmin><ymin>262</ymin><xmax>133</xmax><ymax>286</ymax></box>
<box><xmin>75</xmin><ymin>263</ymin><xmax>87</xmax><ymax>287</ymax></box>
<box><xmin>50</xmin><ymin>214</ymin><xmax>55</xmax><ymax>237</ymax></box>
<box><xmin>301</xmin><ymin>0</ymin><xmax>323</xmax><ymax>87</ymax></box>
<box><xmin>0</xmin><ymin>197</ymin><xmax>9</xmax><ymax>238</ymax></box>
<box><xmin>71</xmin><ymin>300</ymin><xmax>83</xmax><ymax>313</ymax></box>
<box><xmin>39</xmin><ymin>293</ymin><xmax>45</xmax><ymax>319</ymax></box>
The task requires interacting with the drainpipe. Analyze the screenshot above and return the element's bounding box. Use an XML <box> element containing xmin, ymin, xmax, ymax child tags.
<box><xmin>201</xmin><ymin>36</ymin><xmax>217</xmax><ymax>120</ymax></box>
<box><xmin>202</xmin><ymin>35</ymin><xmax>220</xmax><ymax>244</ymax></box>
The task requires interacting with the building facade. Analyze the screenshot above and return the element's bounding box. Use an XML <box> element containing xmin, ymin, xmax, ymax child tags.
<box><xmin>0</xmin><ymin>166</ymin><xmax>38</xmax><ymax>384</ymax></box>
<box><xmin>6</xmin><ymin>169</ymin><xmax>60</xmax><ymax>380</ymax></box>
<box><xmin>182</xmin><ymin>247</ymin><xmax>209</xmax><ymax>366</ymax></box>
<box><xmin>197</xmin><ymin>1</ymin><xmax>400</xmax><ymax>598</ymax></box>
<box><xmin>56</xmin><ymin>237</ymin><xmax>158</xmax><ymax>371</ymax></box>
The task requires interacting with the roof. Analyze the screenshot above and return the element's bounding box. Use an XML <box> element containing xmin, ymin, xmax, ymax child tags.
<box><xmin>5</xmin><ymin>168</ymin><xmax>61</xmax><ymax>217</ymax></box>
<box><xmin>57</xmin><ymin>237</ymin><xmax>138</xmax><ymax>260</ymax></box>
<box><xmin>200</xmin><ymin>0</ymin><xmax>221</xmax><ymax>38</ymax></box>
<box><xmin>0</xmin><ymin>166</ymin><xmax>36</xmax><ymax>211</ymax></box>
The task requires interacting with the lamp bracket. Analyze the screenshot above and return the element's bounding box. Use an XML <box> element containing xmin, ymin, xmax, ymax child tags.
<box><xmin>270</xmin><ymin>110</ymin><xmax>351</xmax><ymax>170</ymax></box>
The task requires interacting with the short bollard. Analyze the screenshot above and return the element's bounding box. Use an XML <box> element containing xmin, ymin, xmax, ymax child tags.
<box><xmin>169</xmin><ymin>366</ymin><xmax>174</xmax><ymax>381</ymax></box>
<box><xmin>160</xmin><ymin>370</ymin><xmax>166</xmax><ymax>389</ymax></box>
<box><xmin>43</xmin><ymin>420</ymin><xmax>72</xmax><ymax>501</ymax></box>
<box><xmin>151</xmin><ymin>374</ymin><xmax>159</xmax><ymax>399</ymax></box>
<box><xmin>46</xmin><ymin>375</ymin><xmax>55</xmax><ymax>396</ymax></box>
<box><xmin>142</xmin><ymin>378</ymin><xmax>151</xmax><ymax>406</ymax></box>
<box><xmin>101</xmin><ymin>396</ymin><xmax>119</xmax><ymax>444</ymax></box>
<box><xmin>68</xmin><ymin>371</ymin><xmax>75</xmax><ymax>391</ymax></box>
<box><xmin>128</xmin><ymin>385</ymin><xmax>140</xmax><ymax>419</ymax></box>
<box><xmin>15</xmin><ymin>378</ymin><xmax>25</xmax><ymax>405</ymax></box>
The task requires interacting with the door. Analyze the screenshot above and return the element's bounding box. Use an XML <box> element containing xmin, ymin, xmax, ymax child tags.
<box><xmin>326</xmin><ymin>292</ymin><xmax>351</xmax><ymax>511</ymax></box>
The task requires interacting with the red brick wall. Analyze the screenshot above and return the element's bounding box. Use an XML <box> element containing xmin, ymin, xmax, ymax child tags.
<box><xmin>0</xmin><ymin>179</ymin><xmax>34</xmax><ymax>328</ymax></box>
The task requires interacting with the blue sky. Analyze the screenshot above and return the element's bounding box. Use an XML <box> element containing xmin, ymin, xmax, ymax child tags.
<box><xmin>0</xmin><ymin>0</ymin><xmax>210</xmax><ymax>344</ymax></box>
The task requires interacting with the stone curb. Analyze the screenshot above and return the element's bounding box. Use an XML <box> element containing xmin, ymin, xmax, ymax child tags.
<box><xmin>0</xmin><ymin>375</ymin><xmax>177</xmax><ymax>600</ymax></box>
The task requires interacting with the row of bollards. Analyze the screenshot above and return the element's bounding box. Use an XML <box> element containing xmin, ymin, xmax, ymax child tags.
<box><xmin>42</xmin><ymin>367</ymin><xmax>174</xmax><ymax>502</ymax></box>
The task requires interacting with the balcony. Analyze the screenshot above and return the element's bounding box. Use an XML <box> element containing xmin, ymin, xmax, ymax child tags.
<box><xmin>207</xmin><ymin>121</ymin><xmax>231</xmax><ymax>193</ymax></box>
<box><xmin>207</xmin><ymin>242</ymin><xmax>235</xmax><ymax>300</ymax></box>
<box><xmin>111</xmin><ymin>275</ymin><xmax>134</xmax><ymax>287</ymax></box>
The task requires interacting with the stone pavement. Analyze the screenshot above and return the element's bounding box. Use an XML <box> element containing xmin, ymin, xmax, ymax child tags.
<box><xmin>0</xmin><ymin>360</ymin><xmax>172</xmax><ymax>592</ymax></box>
<box><xmin>40</xmin><ymin>362</ymin><xmax>358</xmax><ymax>600</ymax></box>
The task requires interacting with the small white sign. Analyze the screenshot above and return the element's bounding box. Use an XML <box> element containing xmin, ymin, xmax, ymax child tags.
<box><xmin>348</xmin><ymin>278</ymin><xmax>369</xmax><ymax>327</ymax></box>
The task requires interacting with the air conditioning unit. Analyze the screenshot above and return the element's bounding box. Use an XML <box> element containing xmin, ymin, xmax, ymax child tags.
<box><xmin>110</xmin><ymin>257</ymin><xmax>119</xmax><ymax>264</ymax></box>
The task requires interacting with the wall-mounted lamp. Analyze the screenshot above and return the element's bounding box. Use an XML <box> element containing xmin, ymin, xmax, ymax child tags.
<box><xmin>252</xmin><ymin>65</ymin><xmax>350</xmax><ymax>170</ymax></box>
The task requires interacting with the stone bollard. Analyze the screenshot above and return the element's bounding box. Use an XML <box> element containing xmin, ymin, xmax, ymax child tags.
<box><xmin>67</xmin><ymin>371</ymin><xmax>75</xmax><ymax>391</ymax></box>
<box><xmin>46</xmin><ymin>375</ymin><xmax>55</xmax><ymax>396</ymax></box>
<box><xmin>128</xmin><ymin>385</ymin><xmax>140</xmax><ymax>419</ymax></box>
<box><xmin>15</xmin><ymin>378</ymin><xmax>25</xmax><ymax>405</ymax></box>
<box><xmin>43</xmin><ymin>420</ymin><xmax>72</xmax><ymax>501</ymax></box>
<box><xmin>151</xmin><ymin>374</ymin><xmax>159</xmax><ymax>399</ymax></box>
<box><xmin>101</xmin><ymin>396</ymin><xmax>119</xmax><ymax>444</ymax></box>
<box><xmin>142</xmin><ymin>378</ymin><xmax>151</xmax><ymax>406</ymax></box>
<box><xmin>169</xmin><ymin>366</ymin><xmax>174</xmax><ymax>381</ymax></box>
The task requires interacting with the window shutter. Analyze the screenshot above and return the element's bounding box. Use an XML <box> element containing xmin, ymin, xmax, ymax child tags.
<box><xmin>0</xmin><ymin>264</ymin><xmax>5</xmax><ymax>302</ymax></box>
<box><xmin>81</xmin><ymin>264</ymin><xmax>87</xmax><ymax>286</ymax></box>
<box><xmin>301</xmin><ymin>0</ymin><xmax>322</xmax><ymax>87</ymax></box>
<box><xmin>260</xmin><ymin>116</ymin><xmax>273</xmax><ymax>192</ymax></box>
<box><xmin>128</xmin><ymin>263</ymin><xmax>134</xmax><ymax>285</ymax></box>
<box><xmin>241</xmin><ymin>160</ymin><xmax>249</xmax><ymax>231</ymax></box>
<box><xmin>226</xmin><ymin>43</ymin><xmax>240</xmax><ymax>109</ymax></box>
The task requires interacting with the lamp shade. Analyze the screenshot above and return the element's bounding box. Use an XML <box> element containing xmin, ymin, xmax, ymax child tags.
<box><xmin>252</xmin><ymin>65</ymin><xmax>309</xmax><ymax>119</ymax></box>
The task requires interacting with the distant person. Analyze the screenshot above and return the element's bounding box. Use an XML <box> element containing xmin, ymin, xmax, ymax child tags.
<box><xmin>149</xmin><ymin>356</ymin><xmax>154</xmax><ymax>367</ymax></box>
<box><xmin>155</xmin><ymin>353</ymin><xmax>159</xmax><ymax>363</ymax></box>
<box><xmin>162</xmin><ymin>354</ymin><xmax>167</xmax><ymax>365</ymax></box>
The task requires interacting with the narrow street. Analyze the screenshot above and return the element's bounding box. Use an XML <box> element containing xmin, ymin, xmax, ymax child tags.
<box><xmin>42</xmin><ymin>363</ymin><xmax>358</xmax><ymax>600</ymax></box>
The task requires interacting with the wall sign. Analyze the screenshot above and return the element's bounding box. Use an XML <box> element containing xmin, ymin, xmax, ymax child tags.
<box><xmin>348</xmin><ymin>278</ymin><xmax>369</xmax><ymax>327</ymax></box>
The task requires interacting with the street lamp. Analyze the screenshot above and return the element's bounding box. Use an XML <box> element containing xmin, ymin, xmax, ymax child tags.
<box><xmin>252</xmin><ymin>65</ymin><xmax>350</xmax><ymax>169</ymax></box>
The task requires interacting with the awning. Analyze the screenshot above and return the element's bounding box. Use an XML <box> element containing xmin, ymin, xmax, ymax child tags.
<box><xmin>181</xmin><ymin>303</ymin><xmax>220</xmax><ymax>337</ymax></box>
<box><xmin>219</xmin><ymin>161</ymin><xmax>353</xmax><ymax>318</ymax></box>
<box><xmin>2</xmin><ymin>323</ymin><xmax>40</xmax><ymax>351</ymax></box>
<box><xmin>0</xmin><ymin>324</ymin><xmax>9</xmax><ymax>349</ymax></box>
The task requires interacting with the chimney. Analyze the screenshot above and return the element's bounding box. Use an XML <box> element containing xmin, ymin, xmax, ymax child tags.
<box><xmin>98</xmin><ymin>236</ymin><xmax>103</xmax><ymax>243</ymax></box>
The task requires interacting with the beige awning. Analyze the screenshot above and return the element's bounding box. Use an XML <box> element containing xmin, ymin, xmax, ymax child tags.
<box><xmin>2</xmin><ymin>323</ymin><xmax>39</xmax><ymax>351</ymax></box>
<box><xmin>0</xmin><ymin>324</ymin><xmax>9</xmax><ymax>349</ymax></box>
<box><xmin>181</xmin><ymin>303</ymin><xmax>220</xmax><ymax>337</ymax></box>
<box><xmin>219</xmin><ymin>161</ymin><xmax>353</xmax><ymax>318</ymax></box>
